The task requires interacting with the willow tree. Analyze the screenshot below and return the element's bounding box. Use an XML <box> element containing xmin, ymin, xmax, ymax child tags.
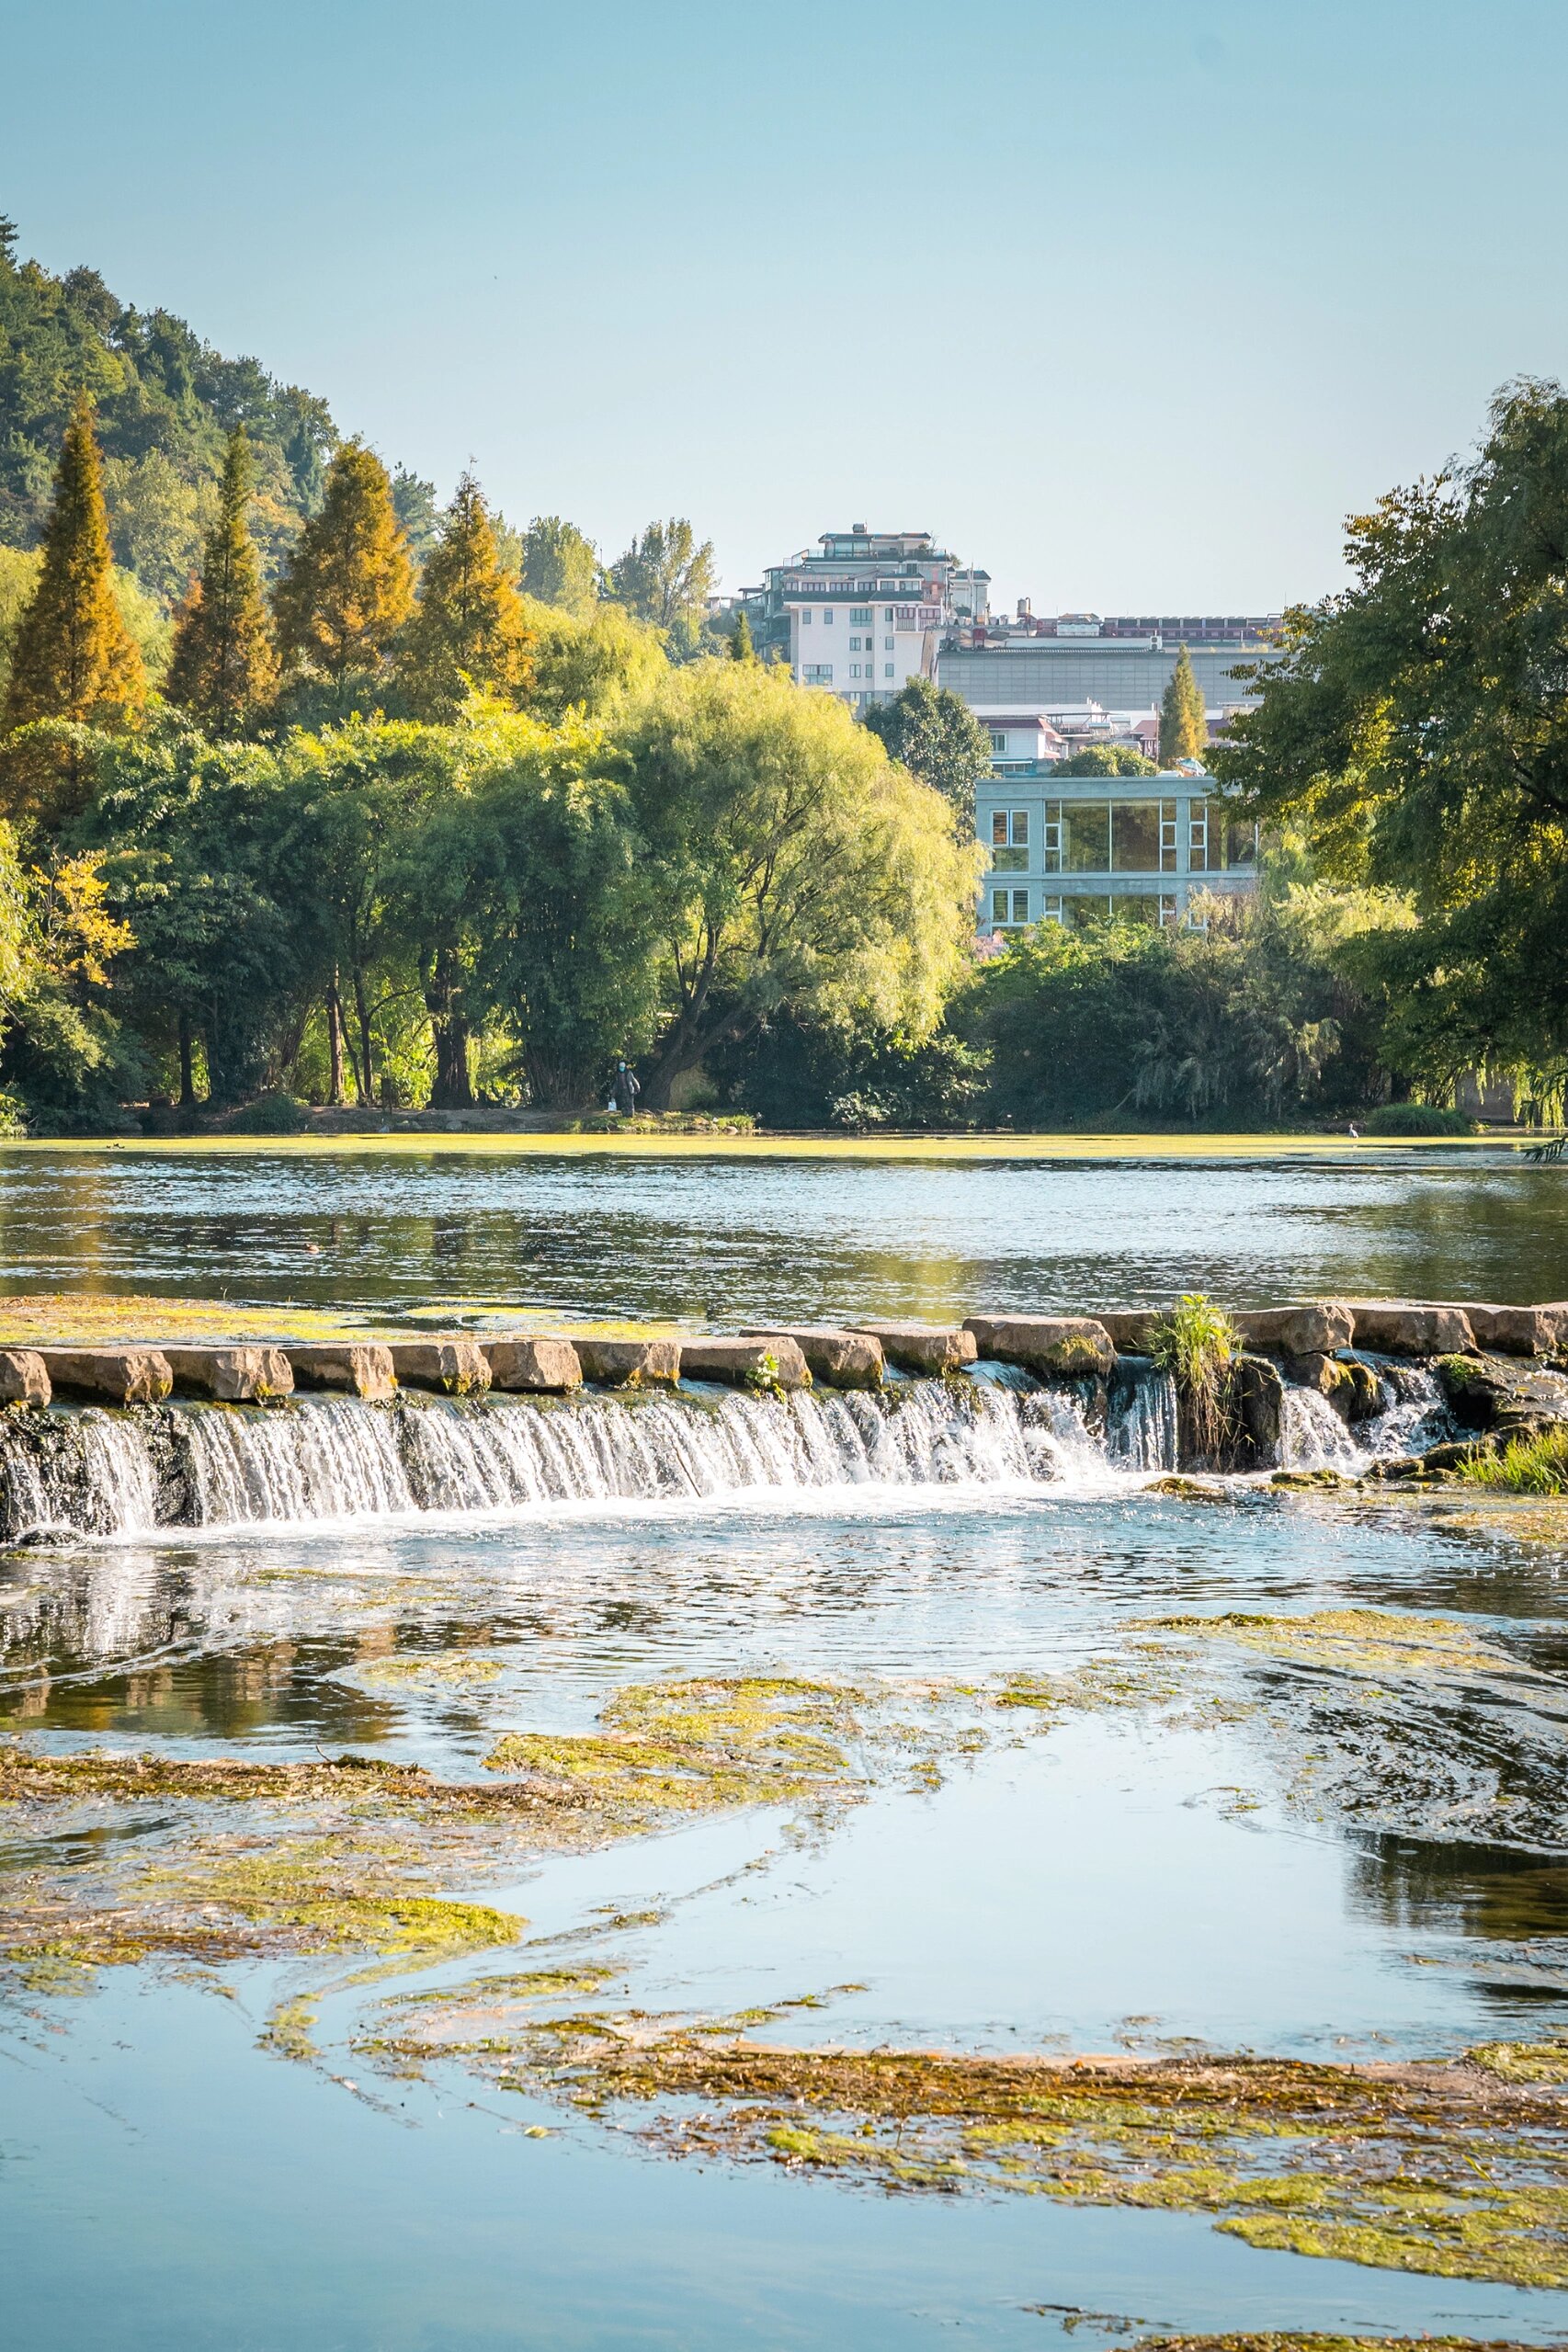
<box><xmin>165</xmin><ymin>426</ymin><xmax>278</xmax><ymax>733</ymax></box>
<box><xmin>620</xmin><ymin>659</ymin><xmax>981</xmax><ymax>1108</ymax></box>
<box><xmin>1159</xmin><ymin>643</ymin><xmax>1208</xmax><ymax>764</ymax></box>
<box><xmin>272</xmin><ymin>440</ymin><xmax>414</xmax><ymax>698</ymax></box>
<box><xmin>2</xmin><ymin>395</ymin><xmax>145</xmax><ymax>820</ymax></box>
<box><xmin>398</xmin><ymin>473</ymin><xmax>533</xmax><ymax>720</ymax></box>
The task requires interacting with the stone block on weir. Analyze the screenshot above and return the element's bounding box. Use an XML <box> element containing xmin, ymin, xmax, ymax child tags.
<box><xmin>1231</xmin><ymin>1302</ymin><xmax>1356</xmax><ymax>1358</ymax></box>
<box><xmin>163</xmin><ymin>1346</ymin><xmax>295</xmax><ymax>1402</ymax></box>
<box><xmin>1091</xmin><ymin>1311</ymin><xmax>1161</xmax><ymax>1355</ymax></box>
<box><xmin>37</xmin><ymin>1347</ymin><xmax>172</xmax><ymax>1405</ymax></box>
<box><xmin>678</xmin><ymin>1335</ymin><xmax>811</xmax><ymax>1390</ymax></box>
<box><xmin>849</xmin><ymin>1322</ymin><xmax>977</xmax><ymax>1375</ymax></box>
<box><xmin>1346</xmin><ymin>1302</ymin><xmax>1475</xmax><ymax>1357</ymax></box>
<box><xmin>1449</xmin><ymin>1303</ymin><xmax>1568</xmax><ymax>1358</ymax></box>
<box><xmin>739</xmin><ymin>1326</ymin><xmax>883</xmax><ymax>1388</ymax></box>
<box><xmin>386</xmin><ymin>1340</ymin><xmax>492</xmax><ymax>1395</ymax></box>
<box><xmin>285</xmin><ymin>1343</ymin><xmax>398</xmax><ymax>1400</ymax></box>
<box><xmin>0</xmin><ymin>1348</ymin><xmax>51</xmax><ymax>1406</ymax></box>
<box><xmin>574</xmin><ymin>1336</ymin><xmax>682</xmax><ymax>1387</ymax></box>
<box><xmin>962</xmin><ymin>1315</ymin><xmax>1115</xmax><ymax>1380</ymax></box>
<box><xmin>483</xmin><ymin>1336</ymin><xmax>583</xmax><ymax>1392</ymax></box>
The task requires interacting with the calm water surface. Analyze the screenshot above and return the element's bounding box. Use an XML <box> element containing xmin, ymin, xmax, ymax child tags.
<box><xmin>1</xmin><ymin>1142</ymin><xmax>1565</xmax><ymax>1319</ymax></box>
<box><xmin>3</xmin><ymin>1145</ymin><xmax>1567</xmax><ymax>2347</ymax></box>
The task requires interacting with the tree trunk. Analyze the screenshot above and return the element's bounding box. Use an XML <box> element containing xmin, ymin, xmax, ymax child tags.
<box><xmin>326</xmin><ymin>977</ymin><xmax>347</xmax><ymax>1108</ymax></box>
<box><xmin>352</xmin><ymin>964</ymin><xmax>376</xmax><ymax>1105</ymax></box>
<box><xmin>424</xmin><ymin>948</ymin><xmax>474</xmax><ymax>1109</ymax></box>
<box><xmin>177</xmin><ymin>1012</ymin><xmax>196</xmax><ymax>1110</ymax></box>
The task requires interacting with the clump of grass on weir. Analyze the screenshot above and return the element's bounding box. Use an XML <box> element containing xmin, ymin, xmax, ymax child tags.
<box><xmin>1460</xmin><ymin>1425</ymin><xmax>1568</xmax><ymax>1494</ymax></box>
<box><xmin>1148</xmin><ymin>1291</ymin><xmax>1239</xmax><ymax>1463</ymax></box>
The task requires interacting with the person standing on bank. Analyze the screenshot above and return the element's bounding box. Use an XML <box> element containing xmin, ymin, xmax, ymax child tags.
<box><xmin>616</xmin><ymin>1059</ymin><xmax>642</xmax><ymax>1117</ymax></box>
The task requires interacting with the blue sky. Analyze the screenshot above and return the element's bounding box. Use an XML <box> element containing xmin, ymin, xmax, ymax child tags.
<box><xmin>8</xmin><ymin>0</ymin><xmax>1568</xmax><ymax>612</ymax></box>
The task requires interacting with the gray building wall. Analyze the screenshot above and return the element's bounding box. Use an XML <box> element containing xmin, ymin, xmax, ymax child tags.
<box><xmin>940</xmin><ymin>640</ymin><xmax>1260</xmax><ymax>710</ymax></box>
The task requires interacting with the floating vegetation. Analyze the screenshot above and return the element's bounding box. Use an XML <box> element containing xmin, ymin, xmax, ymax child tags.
<box><xmin>352</xmin><ymin>1653</ymin><xmax>505</xmax><ymax>1688</ymax></box>
<box><xmin>366</xmin><ymin>2018</ymin><xmax>1568</xmax><ymax>2291</ymax></box>
<box><xmin>1460</xmin><ymin>1425</ymin><xmax>1568</xmax><ymax>1494</ymax></box>
<box><xmin>1130</xmin><ymin>2338</ymin><xmax>1533</xmax><ymax>2351</ymax></box>
<box><xmin>485</xmin><ymin>1676</ymin><xmax>881</xmax><ymax>1819</ymax></box>
<box><xmin>1137</xmin><ymin>1608</ymin><xmax>1528</xmax><ymax>1683</ymax></box>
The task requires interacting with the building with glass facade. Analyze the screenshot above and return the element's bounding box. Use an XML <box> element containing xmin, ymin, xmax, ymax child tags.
<box><xmin>976</xmin><ymin>764</ymin><xmax>1258</xmax><ymax>934</ymax></box>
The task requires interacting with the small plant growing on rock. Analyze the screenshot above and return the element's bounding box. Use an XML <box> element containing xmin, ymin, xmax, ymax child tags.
<box><xmin>744</xmin><ymin>1350</ymin><xmax>781</xmax><ymax>1394</ymax></box>
<box><xmin>1148</xmin><ymin>1293</ymin><xmax>1239</xmax><ymax>1464</ymax></box>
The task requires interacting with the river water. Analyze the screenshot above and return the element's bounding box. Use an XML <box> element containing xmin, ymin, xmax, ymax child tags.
<box><xmin>2</xmin><ymin>1144</ymin><xmax>1567</xmax><ymax>2349</ymax></box>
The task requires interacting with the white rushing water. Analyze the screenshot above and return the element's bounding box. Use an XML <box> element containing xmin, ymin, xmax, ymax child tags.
<box><xmin>0</xmin><ymin>1359</ymin><xmax>1455</xmax><ymax>1541</ymax></box>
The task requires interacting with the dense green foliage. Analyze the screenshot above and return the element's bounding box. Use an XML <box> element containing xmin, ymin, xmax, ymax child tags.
<box><xmin>863</xmin><ymin>676</ymin><xmax>993</xmax><ymax>819</ymax></box>
<box><xmin>1055</xmin><ymin>744</ymin><xmax>1158</xmax><ymax>777</ymax></box>
<box><xmin>1213</xmin><ymin>376</ymin><xmax>1568</xmax><ymax>1113</ymax></box>
<box><xmin>0</xmin><ymin>221</ymin><xmax>335</xmax><ymax>591</ymax></box>
<box><xmin>957</xmin><ymin>883</ymin><xmax>1399</xmax><ymax>1126</ymax></box>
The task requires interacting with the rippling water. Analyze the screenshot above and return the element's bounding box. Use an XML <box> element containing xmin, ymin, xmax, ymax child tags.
<box><xmin>3</xmin><ymin>1146</ymin><xmax>1568</xmax><ymax>2348</ymax></box>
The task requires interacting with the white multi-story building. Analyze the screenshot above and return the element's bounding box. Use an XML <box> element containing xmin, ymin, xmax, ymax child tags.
<box><xmin>741</xmin><ymin>528</ymin><xmax>989</xmax><ymax>711</ymax></box>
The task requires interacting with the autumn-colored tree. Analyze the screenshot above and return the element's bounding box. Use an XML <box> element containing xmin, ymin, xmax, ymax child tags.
<box><xmin>2</xmin><ymin>395</ymin><xmax>145</xmax><ymax>819</ymax></box>
<box><xmin>165</xmin><ymin>427</ymin><xmax>278</xmax><ymax>733</ymax></box>
<box><xmin>1159</xmin><ymin>643</ymin><xmax>1209</xmax><ymax>765</ymax></box>
<box><xmin>271</xmin><ymin>439</ymin><xmax>414</xmax><ymax>690</ymax></box>
<box><xmin>398</xmin><ymin>472</ymin><xmax>534</xmax><ymax>720</ymax></box>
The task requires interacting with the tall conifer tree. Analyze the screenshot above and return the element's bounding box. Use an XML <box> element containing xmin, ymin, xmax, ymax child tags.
<box><xmin>399</xmin><ymin>472</ymin><xmax>533</xmax><ymax>720</ymax></box>
<box><xmin>271</xmin><ymin>439</ymin><xmax>414</xmax><ymax>687</ymax></box>
<box><xmin>166</xmin><ymin>426</ymin><xmax>278</xmax><ymax>733</ymax></box>
<box><xmin>1159</xmin><ymin>643</ymin><xmax>1209</xmax><ymax>765</ymax></box>
<box><xmin>3</xmin><ymin>394</ymin><xmax>144</xmax><ymax>815</ymax></box>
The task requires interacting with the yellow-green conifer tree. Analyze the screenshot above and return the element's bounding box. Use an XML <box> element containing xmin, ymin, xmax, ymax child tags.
<box><xmin>398</xmin><ymin>472</ymin><xmax>533</xmax><ymax>720</ymax></box>
<box><xmin>165</xmin><ymin>426</ymin><xmax>278</xmax><ymax>733</ymax></box>
<box><xmin>2</xmin><ymin>395</ymin><xmax>145</xmax><ymax>817</ymax></box>
<box><xmin>1159</xmin><ymin>642</ymin><xmax>1209</xmax><ymax>765</ymax></box>
<box><xmin>271</xmin><ymin>439</ymin><xmax>414</xmax><ymax>687</ymax></box>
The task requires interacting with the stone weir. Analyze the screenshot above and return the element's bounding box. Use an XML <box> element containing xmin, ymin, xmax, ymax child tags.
<box><xmin>0</xmin><ymin>1298</ymin><xmax>1560</xmax><ymax>1540</ymax></box>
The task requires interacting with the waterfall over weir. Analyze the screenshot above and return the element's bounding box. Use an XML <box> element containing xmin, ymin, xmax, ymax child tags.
<box><xmin>0</xmin><ymin>1380</ymin><xmax>1134</xmax><ymax>1542</ymax></box>
<box><xmin>0</xmin><ymin>1358</ymin><xmax>1442</xmax><ymax>1543</ymax></box>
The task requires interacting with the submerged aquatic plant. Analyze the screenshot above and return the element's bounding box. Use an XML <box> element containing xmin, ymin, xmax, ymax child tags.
<box><xmin>1147</xmin><ymin>1293</ymin><xmax>1239</xmax><ymax>1463</ymax></box>
<box><xmin>1458</xmin><ymin>1425</ymin><xmax>1568</xmax><ymax>1494</ymax></box>
<box><xmin>360</xmin><ymin>2013</ymin><xmax>1568</xmax><ymax>2292</ymax></box>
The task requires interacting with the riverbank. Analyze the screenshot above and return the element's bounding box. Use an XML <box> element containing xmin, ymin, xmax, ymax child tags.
<box><xmin>0</xmin><ymin>1127</ymin><xmax>1537</xmax><ymax>1162</ymax></box>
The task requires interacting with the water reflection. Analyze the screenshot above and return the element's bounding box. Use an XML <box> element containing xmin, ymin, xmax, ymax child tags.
<box><xmin>0</xmin><ymin>1146</ymin><xmax>1565</xmax><ymax>1322</ymax></box>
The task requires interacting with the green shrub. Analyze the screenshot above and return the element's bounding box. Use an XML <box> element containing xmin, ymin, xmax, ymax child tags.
<box><xmin>1459</xmin><ymin>1426</ymin><xmax>1568</xmax><ymax>1494</ymax></box>
<box><xmin>1362</xmin><ymin>1103</ymin><xmax>1479</xmax><ymax>1136</ymax></box>
<box><xmin>226</xmin><ymin>1090</ymin><xmax>314</xmax><ymax>1135</ymax></box>
<box><xmin>1149</xmin><ymin>1293</ymin><xmax>1239</xmax><ymax>1461</ymax></box>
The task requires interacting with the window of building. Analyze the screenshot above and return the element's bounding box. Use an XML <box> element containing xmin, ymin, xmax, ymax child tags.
<box><xmin>1187</xmin><ymin>800</ymin><xmax>1213</xmax><ymax>872</ymax></box>
<box><xmin>1066</xmin><ymin>895</ymin><xmax>1114</xmax><ymax>929</ymax></box>
<box><xmin>1110</xmin><ymin>801</ymin><xmax>1160</xmax><ymax>873</ymax></box>
<box><xmin>802</xmin><ymin>664</ymin><xmax>833</xmax><ymax>684</ymax></box>
<box><xmin>1011</xmin><ymin>890</ymin><xmax>1030</xmax><ymax>925</ymax></box>
<box><xmin>1224</xmin><ymin>817</ymin><xmax>1258</xmax><ymax>869</ymax></box>
<box><xmin>884</xmin><ymin>635</ymin><xmax>894</xmax><ymax>651</ymax></box>
<box><xmin>848</xmin><ymin>636</ymin><xmax>862</xmax><ymax>652</ymax></box>
<box><xmin>849</xmin><ymin>663</ymin><xmax>861</xmax><ymax>679</ymax></box>
<box><xmin>823</xmin><ymin>608</ymin><xmax>835</xmax><ymax>624</ymax></box>
<box><xmin>1159</xmin><ymin>800</ymin><xmax>1178</xmax><ymax>871</ymax></box>
<box><xmin>800</xmin><ymin>608</ymin><xmax>812</xmax><ymax>625</ymax></box>
<box><xmin>989</xmin><ymin>731</ymin><xmax>1007</xmax><ymax>756</ymax></box>
<box><xmin>850</xmin><ymin>607</ymin><xmax>871</xmax><ymax>625</ymax></box>
<box><xmin>992</xmin><ymin>889</ymin><xmax>1010</xmax><ymax>926</ymax></box>
<box><xmin>883</xmin><ymin>663</ymin><xmax>894</xmax><ymax>677</ymax></box>
<box><xmin>1059</xmin><ymin>801</ymin><xmax>1111</xmax><ymax>872</ymax></box>
<box><xmin>1157</xmin><ymin>894</ymin><xmax>1178</xmax><ymax>927</ymax></box>
<box><xmin>884</xmin><ymin>607</ymin><xmax>894</xmax><ymax>620</ymax></box>
<box><xmin>1041</xmin><ymin>896</ymin><xmax>1063</xmax><ymax>925</ymax></box>
<box><xmin>991</xmin><ymin>810</ymin><xmax>1029</xmax><ymax>848</ymax></box>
